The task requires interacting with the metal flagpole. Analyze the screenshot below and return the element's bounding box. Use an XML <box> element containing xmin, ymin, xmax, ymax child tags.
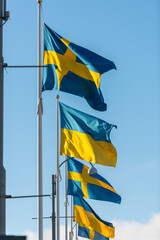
<box><xmin>56</xmin><ymin>95</ymin><xmax>60</xmax><ymax>240</ymax></box>
<box><xmin>37</xmin><ymin>1</ymin><xmax>43</xmax><ymax>240</ymax></box>
<box><xmin>70</xmin><ymin>196</ymin><xmax>73</xmax><ymax>240</ymax></box>
<box><xmin>0</xmin><ymin>0</ymin><xmax>6</xmax><ymax>234</ymax></box>
<box><xmin>65</xmin><ymin>157</ymin><xmax>68</xmax><ymax>240</ymax></box>
<box><xmin>75</xmin><ymin>223</ymin><xmax>78</xmax><ymax>240</ymax></box>
<box><xmin>52</xmin><ymin>175</ymin><xmax>56</xmax><ymax>240</ymax></box>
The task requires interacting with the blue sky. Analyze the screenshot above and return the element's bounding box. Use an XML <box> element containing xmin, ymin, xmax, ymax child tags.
<box><xmin>3</xmin><ymin>0</ymin><xmax>160</xmax><ymax>239</ymax></box>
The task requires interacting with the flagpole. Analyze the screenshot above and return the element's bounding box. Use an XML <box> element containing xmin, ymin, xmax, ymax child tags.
<box><xmin>37</xmin><ymin>1</ymin><xmax>43</xmax><ymax>240</ymax></box>
<box><xmin>65</xmin><ymin>156</ymin><xmax>68</xmax><ymax>240</ymax></box>
<box><xmin>52</xmin><ymin>175</ymin><xmax>56</xmax><ymax>240</ymax></box>
<box><xmin>56</xmin><ymin>95</ymin><xmax>60</xmax><ymax>240</ymax></box>
<box><xmin>70</xmin><ymin>196</ymin><xmax>73</xmax><ymax>240</ymax></box>
<box><xmin>0</xmin><ymin>0</ymin><xmax>6</xmax><ymax>234</ymax></box>
<box><xmin>75</xmin><ymin>223</ymin><xmax>78</xmax><ymax>240</ymax></box>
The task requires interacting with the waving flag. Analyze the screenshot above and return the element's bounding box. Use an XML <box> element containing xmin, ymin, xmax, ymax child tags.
<box><xmin>68</xmin><ymin>158</ymin><xmax>121</xmax><ymax>203</ymax></box>
<box><xmin>73</xmin><ymin>196</ymin><xmax>115</xmax><ymax>238</ymax></box>
<box><xmin>60</xmin><ymin>102</ymin><xmax>117</xmax><ymax>167</ymax></box>
<box><xmin>42</xmin><ymin>24</ymin><xmax>116</xmax><ymax>111</ymax></box>
<box><xmin>78</xmin><ymin>225</ymin><xmax>109</xmax><ymax>240</ymax></box>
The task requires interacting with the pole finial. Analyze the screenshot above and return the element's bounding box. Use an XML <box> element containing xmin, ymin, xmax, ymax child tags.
<box><xmin>37</xmin><ymin>0</ymin><xmax>42</xmax><ymax>3</ymax></box>
<box><xmin>56</xmin><ymin>95</ymin><xmax>60</xmax><ymax>99</ymax></box>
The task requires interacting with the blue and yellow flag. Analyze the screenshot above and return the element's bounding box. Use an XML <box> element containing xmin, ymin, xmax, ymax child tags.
<box><xmin>74</xmin><ymin>196</ymin><xmax>115</xmax><ymax>238</ymax></box>
<box><xmin>68</xmin><ymin>158</ymin><xmax>121</xmax><ymax>203</ymax></box>
<box><xmin>42</xmin><ymin>24</ymin><xmax>116</xmax><ymax>111</ymax></box>
<box><xmin>78</xmin><ymin>225</ymin><xmax>109</xmax><ymax>240</ymax></box>
<box><xmin>60</xmin><ymin>102</ymin><xmax>117</xmax><ymax>167</ymax></box>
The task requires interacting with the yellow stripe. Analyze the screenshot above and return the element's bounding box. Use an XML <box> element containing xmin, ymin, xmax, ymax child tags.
<box><xmin>68</xmin><ymin>169</ymin><xmax>119</xmax><ymax>195</ymax></box>
<box><xmin>68</xmin><ymin>165</ymin><xmax>89</xmax><ymax>198</ymax></box>
<box><xmin>81</xmin><ymin>166</ymin><xmax>89</xmax><ymax>198</ymax></box>
<box><xmin>61</xmin><ymin>128</ymin><xmax>117</xmax><ymax>167</ymax></box>
<box><xmin>68</xmin><ymin>171</ymin><xmax>88</xmax><ymax>198</ymax></box>
<box><xmin>43</xmin><ymin>50</ymin><xmax>101</xmax><ymax>88</ymax></box>
<box><xmin>60</xmin><ymin>37</ymin><xmax>71</xmax><ymax>47</ymax></box>
<box><xmin>74</xmin><ymin>205</ymin><xmax>115</xmax><ymax>238</ymax></box>
<box><xmin>89</xmin><ymin>229</ymin><xmax>95</xmax><ymax>240</ymax></box>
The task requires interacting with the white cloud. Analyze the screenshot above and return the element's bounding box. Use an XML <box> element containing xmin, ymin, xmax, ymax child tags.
<box><xmin>24</xmin><ymin>225</ymin><xmax>66</xmax><ymax>240</ymax></box>
<box><xmin>113</xmin><ymin>213</ymin><xmax>160</xmax><ymax>240</ymax></box>
<box><xmin>24</xmin><ymin>230</ymin><xmax>37</xmax><ymax>240</ymax></box>
<box><xmin>24</xmin><ymin>213</ymin><xmax>160</xmax><ymax>240</ymax></box>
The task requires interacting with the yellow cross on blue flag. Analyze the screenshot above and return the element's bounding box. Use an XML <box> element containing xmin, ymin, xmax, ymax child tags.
<box><xmin>60</xmin><ymin>102</ymin><xmax>117</xmax><ymax>167</ymax></box>
<box><xmin>78</xmin><ymin>225</ymin><xmax>109</xmax><ymax>240</ymax></box>
<box><xmin>68</xmin><ymin>158</ymin><xmax>121</xmax><ymax>203</ymax></box>
<box><xmin>42</xmin><ymin>24</ymin><xmax>116</xmax><ymax>111</ymax></box>
<box><xmin>73</xmin><ymin>196</ymin><xmax>115</xmax><ymax>238</ymax></box>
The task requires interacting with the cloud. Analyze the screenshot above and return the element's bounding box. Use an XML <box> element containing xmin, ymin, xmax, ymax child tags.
<box><xmin>24</xmin><ymin>225</ymin><xmax>66</xmax><ymax>240</ymax></box>
<box><xmin>24</xmin><ymin>213</ymin><xmax>160</xmax><ymax>240</ymax></box>
<box><xmin>113</xmin><ymin>213</ymin><xmax>160</xmax><ymax>240</ymax></box>
<box><xmin>24</xmin><ymin>230</ymin><xmax>37</xmax><ymax>240</ymax></box>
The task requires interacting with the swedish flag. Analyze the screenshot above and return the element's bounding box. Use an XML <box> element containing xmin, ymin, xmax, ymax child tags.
<box><xmin>73</xmin><ymin>196</ymin><xmax>115</xmax><ymax>238</ymax></box>
<box><xmin>60</xmin><ymin>102</ymin><xmax>117</xmax><ymax>167</ymax></box>
<box><xmin>78</xmin><ymin>225</ymin><xmax>109</xmax><ymax>240</ymax></box>
<box><xmin>68</xmin><ymin>158</ymin><xmax>121</xmax><ymax>203</ymax></box>
<box><xmin>42</xmin><ymin>24</ymin><xmax>116</xmax><ymax>111</ymax></box>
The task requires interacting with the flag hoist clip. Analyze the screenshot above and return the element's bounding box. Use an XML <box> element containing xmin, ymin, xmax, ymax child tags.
<box><xmin>64</xmin><ymin>196</ymin><xmax>69</xmax><ymax>207</ymax></box>
<box><xmin>37</xmin><ymin>96</ymin><xmax>43</xmax><ymax>115</ymax></box>
<box><xmin>55</xmin><ymin>170</ymin><xmax>62</xmax><ymax>183</ymax></box>
<box><xmin>88</xmin><ymin>163</ymin><xmax>97</xmax><ymax>174</ymax></box>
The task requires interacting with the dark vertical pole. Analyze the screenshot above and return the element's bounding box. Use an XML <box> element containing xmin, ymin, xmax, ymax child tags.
<box><xmin>52</xmin><ymin>175</ymin><xmax>56</xmax><ymax>240</ymax></box>
<box><xmin>0</xmin><ymin>0</ymin><xmax>6</xmax><ymax>235</ymax></box>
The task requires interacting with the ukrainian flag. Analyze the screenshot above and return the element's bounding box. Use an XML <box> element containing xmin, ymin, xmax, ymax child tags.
<box><xmin>60</xmin><ymin>102</ymin><xmax>117</xmax><ymax>167</ymax></box>
<box><xmin>78</xmin><ymin>225</ymin><xmax>109</xmax><ymax>240</ymax></box>
<box><xmin>73</xmin><ymin>196</ymin><xmax>115</xmax><ymax>238</ymax></box>
<box><xmin>68</xmin><ymin>158</ymin><xmax>121</xmax><ymax>203</ymax></box>
<box><xmin>42</xmin><ymin>24</ymin><xmax>116</xmax><ymax>111</ymax></box>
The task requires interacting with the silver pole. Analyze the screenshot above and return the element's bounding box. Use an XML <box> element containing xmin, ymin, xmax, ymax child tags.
<box><xmin>0</xmin><ymin>0</ymin><xmax>6</xmax><ymax>235</ymax></box>
<box><xmin>75</xmin><ymin>223</ymin><xmax>78</xmax><ymax>240</ymax></box>
<box><xmin>65</xmin><ymin>157</ymin><xmax>68</xmax><ymax>240</ymax></box>
<box><xmin>37</xmin><ymin>1</ymin><xmax>43</xmax><ymax>240</ymax></box>
<box><xmin>52</xmin><ymin>175</ymin><xmax>56</xmax><ymax>240</ymax></box>
<box><xmin>56</xmin><ymin>95</ymin><xmax>60</xmax><ymax>240</ymax></box>
<box><xmin>71</xmin><ymin>196</ymin><xmax>73</xmax><ymax>240</ymax></box>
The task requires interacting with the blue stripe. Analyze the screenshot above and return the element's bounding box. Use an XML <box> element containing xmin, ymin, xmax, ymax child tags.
<box><xmin>94</xmin><ymin>232</ymin><xmax>109</xmax><ymax>240</ymax></box>
<box><xmin>88</xmin><ymin>184</ymin><xmax>121</xmax><ymax>203</ymax></box>
<box><xmin>69</xmin><ymin>42</ymin><xmax>116</xmax><ymax>74</ymax></box>
<box><xmin>42</xmin><ymin>64</ymin><xmax>58</xmax><ymax>91</ymax></box>
<box><xmin>68</xmin><ymin>158</ymin><xmax>83</xmax><ymax>173</ymax></box>
<box><xmin>60</xmin><ymin>102</ymin><xmax>115</xmax><ymax>142</ymax></box>
<box><xmin>68</xmin><ymin>179</ymin><xmax>83</xmax><ymax>197</ymax></box>
<box><xmin>44</xmin><ymin>24</ymin><xmax>66</xmax><ymax>54</ymax></box>
<box><xmin>76</xmin><ymin>55</ymin><xmax>84</xmax><ymax>64</ymax></box>
<box><xmin>42</xmin><ymin>67</ymin><xmax>107</xmax><ymax>111</ymax></box>
<box><xmin>59</xmin><ymin>71</ymin><xmax>107</xmax><ymax>111</ymax></box>
<box><xmin>78</xmin><ymin>226</ymin><xmax>109</xmax><ymax>240</ymax></box>
<box><xmin>78</xmin><ymin>226</ymin><xmax>90</xmax><ymax>238</ymax></box>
